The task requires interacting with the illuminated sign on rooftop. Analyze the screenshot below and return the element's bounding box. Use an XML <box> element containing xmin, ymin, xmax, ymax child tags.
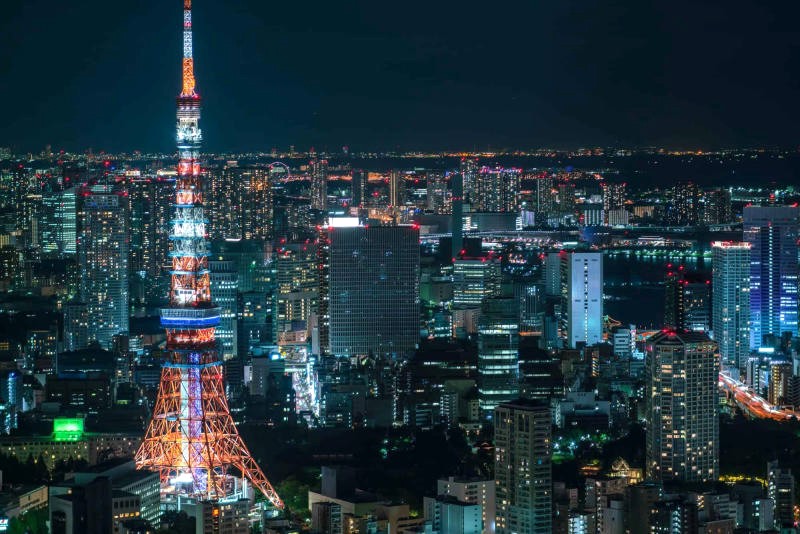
<box><xmin>53</xmin><ymin>418</ymin><xmax>85</xmax><ymax>442</ymax></box>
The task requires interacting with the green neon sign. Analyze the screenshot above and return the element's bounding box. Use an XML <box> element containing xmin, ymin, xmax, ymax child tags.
<box><xmin>53</xmin><ymin>418</ymin><xmax>84</xmax><ymax>441</ymax></box>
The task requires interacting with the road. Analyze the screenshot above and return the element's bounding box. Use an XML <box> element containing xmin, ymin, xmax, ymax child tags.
<box><xmin>719</xmin><ymin>371</ymin><xmax>798</xmax><ymax>421</ymax></box>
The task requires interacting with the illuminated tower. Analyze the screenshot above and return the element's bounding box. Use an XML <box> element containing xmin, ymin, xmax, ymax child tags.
<box><xmin>135</xmin><ymin>0</ymin><xmax>283</xmax><ymax>508</ymax></box>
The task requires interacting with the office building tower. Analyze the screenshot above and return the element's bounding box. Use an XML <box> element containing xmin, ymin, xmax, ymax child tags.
<box><xmin>712</xmin><ymin>242</ymin><xmax>751</xmax><ymax>368</ymax></box>
<box><xmin>63</xmin><ymin>300</ymin><xmax>89</xmax><ymax>352</ymax></box>
<box><xmin>561</xmin><ymin>252</ymin><xmax>603</xmax><ymax>348</ymax></box>
<box><xmin>767</xmin><ymin>461</ymin><xmax>795</xmax><ymax>527</ymax></box>
<box><xmin>135</xmin><ymin>0</ymin><xmax>282</xmax><ymax>509</ymax></box>
<box><xmin>703</xmin><ymin>188</ymin><xmax>733</xmax><ymax>225</ymax></box>
<box><xmin>316</xmin><ymin>224</ymin><xmax>331</xmax><ymax>355</ymax></box>
<box><xmin>460</xmin><ymin>157</ymin><xmax>479</xmax><ymax>202</ymax></box>
<box><xmin>209</xmin><ymin>260</ymin><xmax>239</xmax><ymax>359</ymax></box>
<box><xmin>209</xmin><ymin>164</ymin><xmax>273</xmax><ymax>240</ymax></box>
<box><xmin>273</xmin><ymin>241</ymin><xmax>318</xmax><ymax>342</ymax></box>
<box><xmin>351</xmin><ymin>169</ymin><xmax>367</xmax><ymax>209</ymax></box>
<box><xmin>451</xmin><ymin>172</ymin><xmax>464</xmax><ymax>259</ymax></box>
<box><xmin>389</xmin><ymin>170</ymin><xmax>405</xmax><ymax>208</ymax></box>
<box><xmin>534</xmin><ymin>174</ymin><xmax>557</xmax><ymax>218</ymax></box>
<box><xmin>473</xmin><ymin>167</ymin><xmax>520</xmax><ymax>213</ymax></box>
<box><xmin>427</xmin><ymin>172</ymin><xmax>449</xmax><ymax>213</ymax></box>
<box><xmin>668</xmin><ymin>181</ymin><xmax>701</xmax><ymax>226</ymax></box>
<box><xmin>664</xmin><ymin>267</ymin><xmax>711</xmax><ymax>332</ymax></box>
<box><xmin>329</xmin><ymin>225</ymin><xmax>419</xmax><ymax>358</ymax></box>
<box><xmin>453</xmin><ymin>257</ymin><xmax>502</xmax><ymax>307</ymax></box>
<box><xmin>40</xmin><ymin>187</ymin><xmax>77</xmax><ymax>256</ymax></box>
<box><xmin>602</xmin><ymin>182</ymin><xmax>626</xmax><ymax>214</ymax></box>
<box><xmin>437</xmin><ymin>476</ymin><xmax>496</xmax><ymax>534</ymax></box>
<box><xmin>743</xmin><ymin>205</ymin><xmax>800</xmax><ymax>349</ymax></box>
<box><xmin>423</xmin><ymin>496</ymin><xmax>483</xmax><ymax>534</ymax></box>
<box><xmin>77</xmin><ymin>183</ymin><xmax>129</xmax><ymax>349</ymax></box>
<box><xmin>128</xmin><ymin>173</ymin><xmax>173</xmax><ymax>283</ymax></box>
<box><xmin>310</xmin><ymin>158</ymin><xmax>328</xmax><ymax>211</ymax></box>
<box><xmin>494</xmin><ymin>399</ymin><xmax>552</xmax><ymax>534</ymax></box>
<box><xmin>645</xmin><ymin>331</ymin><xmax>719</xmax><ymax>482</ymax></box>
<box><xmin>478</xmin><ymin>297</ymin><xmax>520</xmax><ymax>416</ymax></box>
<box><xmin>558</xmin><ymin>181</ymin><xmax>576</xmax><ymax>214</ymax></box>
<box><xmin>769</xmin><ymin>360</ymin><xmax>793</xmax><ymax>405</ymax></box>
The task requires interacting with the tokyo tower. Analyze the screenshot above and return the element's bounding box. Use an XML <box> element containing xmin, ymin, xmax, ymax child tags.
<box><xmin>135</xmin><ymin>0</ymin><xmax>283</xmax><ymax>508</ymax></box>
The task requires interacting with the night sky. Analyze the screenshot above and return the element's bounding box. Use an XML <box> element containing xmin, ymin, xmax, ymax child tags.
<box><xmin>2</xmin><ymin>0</ymin><xmax>800</xmax><ymax>152</ymax></box>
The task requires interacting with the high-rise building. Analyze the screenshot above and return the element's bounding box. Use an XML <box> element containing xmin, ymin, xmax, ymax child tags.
<box><xmin>437</xmin><ymin>476</ymin><xmax>496</xmax><ymax>534</ymax></box>
<box><xmin>668</xmin><ymin>181</ymin><xmax>701</xmax><ymax>226</ymax></box>
<box><xmin>645</xmin><ymin>331</ymin><xmax>719</xmax><ymax>482</ymax></box>
<box><xmin>209</xmin><ymin>260</ymin><xmax>239</xmax><ymax>359</ymax></box>
<box><xmin>494</xmin><ymin>399</ymin><xmax>552</xmax><ymax>534</ymax></box>
<box><xmin>63</xmin><ymin>300</ymin><xmax>89</xmax><ymax>352</ymax></box>
<box><xmin>40</xmin><ymin>187</ymin><xmax>77</xmax><ymax>256</ymax></box>
<box><xmin>209</xmin><ymin>164</ymin><xmax>273</xmax><ymax>240</ymax></box>
<box><xmin>743</xmin><ymin>206</ymin><xmax>799</xmax><ymax>349</ymax></box>
<box><xmin>310</xmin><ymin>158</ymin><xmax>328</xmax><ymax>211</ymax></box>
<box><xmin>767</xmin><ymin>461</ymin><xmax>795</xmax><ymax>527</ymax></box>
<box><xmin>712</xmin><ymin>242</ymin><xmax>751</xmax><ymax>368</ymax></box>
<box><xmin>460</xmin><ymin>158</ymin><xmax>478</xmax><ymax>202</ymax></box>
<box><xmin>351</xmin><ymin>169</ymin><xmax>367</xmax><ymax>209</ymax></box>
<box><xmin>702</xmin><ymin>188</ymin><xmax>733</xmax><ymax>225</ymax></box>
<box><xmin>389</xmin><ymin>170</ymin><xmax>405</xmax><ymax>209</ymax></box>
<box><xmin>473</xmin><ymin>167</ymin><xmax>520</xmax><ymax>213</ymax></box>
<box><xmin>561</xmin><ymin>252</ymin><xmax>603</xmax><ymax>348</ymax></box>
<box><xmin>453</xmin><ymin>257</ymin><xmax>502</xmax><ymax>307</ymax></box>
<box><xmin>273</xmin><ymin>241</ymin><xmax>318</xmax><ymax>342</ymax></box>
<box><xmin>77</xmin><ymin>183</ymin><xmax>129</xmax><ymax>349</ymax></box>
<box><xmin>602</xmin><ymin>182</ymin><xmax>626</xmax><ymax>218</ymax></box>
<box><xmin>427</xmin><ymin>172</ymin><xmax>449</xmax><ymax>213</ymax></box>
<box><xmin>533</xmin><ymin>174</ymin><xmax>557</xmax><ymax>219</ymax></box>
<box><xmin>328</xmin><ymin>225</ymin><xmax>420</xmax><ymax>358</ymax></box>
<box><xmin>451</xmin><ymin>173</ymin><xmax>464</xmax><ymax>260</ymax></box>
<box><xmin>664</xmin><ymin>267</ymin><xmax>711</xmax><ymax>332</ymax></box>
<box><xmin>478</xmin><ymin>297</ymin><xmax>519</xmax><ymax>416</ymax></box>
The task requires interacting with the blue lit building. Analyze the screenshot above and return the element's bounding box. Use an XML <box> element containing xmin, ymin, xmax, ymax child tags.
<box><xmin>743</xmin><ymin>206</ymin><xmax>799</xmax><ymax>349</ymax></box>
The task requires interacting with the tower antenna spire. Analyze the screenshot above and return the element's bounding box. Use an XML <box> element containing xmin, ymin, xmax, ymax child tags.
<box><xmin>181</xmin><ymin>0</ymin><xmax>196</xmax><ymax>97</ymax></box>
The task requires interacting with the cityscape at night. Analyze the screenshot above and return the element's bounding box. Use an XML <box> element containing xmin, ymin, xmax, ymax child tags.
<box><xmin>3</xmin><ymin>1</ymin><xmax>800</xmax><ymax>533</ymax></box>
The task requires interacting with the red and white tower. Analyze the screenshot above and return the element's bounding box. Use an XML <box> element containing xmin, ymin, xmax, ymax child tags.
<box><xmin>135</xmin><ymin>0</ymin><xmax>283</xmax><ymax>508</ymax></box>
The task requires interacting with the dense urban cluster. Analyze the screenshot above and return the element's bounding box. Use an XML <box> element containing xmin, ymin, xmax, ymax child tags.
<box><xmin>2</xmin><ymin>1</ymin><xmax>800</xmax><ymax>533</ymax></box>
<box><xmin>1</xmin><ymin>146</ymin><xmax>800</xmax><ymax>533</ymax></box>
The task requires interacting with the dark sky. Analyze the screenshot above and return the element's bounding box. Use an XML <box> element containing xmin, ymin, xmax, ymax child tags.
<box><xmin>2</xmin><ymin>0</ymin><xmax>800</xmax><ymax>153</ymax></box>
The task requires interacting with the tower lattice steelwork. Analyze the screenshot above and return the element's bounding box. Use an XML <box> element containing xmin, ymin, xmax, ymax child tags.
<box><xmin>135</xmin><ymin>0</ymin><xmax>283</xmax><ymax>508</ymax></box>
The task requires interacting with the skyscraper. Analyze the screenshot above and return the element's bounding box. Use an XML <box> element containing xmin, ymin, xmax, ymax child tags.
<box><xmin>389</xmin><ymin>170</ymin><xmax>405</xmax><ymax>209</ymax></box>
<box><xmin>645</xmin><ymin>330</ymin><xmax>719</xmax><ymax>482</ymax></box>
<box><xmin>712</xmin><ymin>242</ymin><xmax>751</xmax><ymax>368</ymax></box>
<box><xmin>743</xmin><ymin>206</ymin><xmax>799</xmax><ymax>349</ymax></box>
<box><xmin>453</xmin><ymin>257</ymin><xmax>502</xmax><ymax>307</ymax></box>
<box><xmin>459</xmin><ymin>157</ymin><xmax>478</xmax><ymax>202</ymax></box>
<box><xmin>494</xmin><ymin>399</ymin><xmax>552</xmax><ymax>534</ymax></box>
<box><xmin>473</xmin><ymin>167</ymin><xmax>520</xmax><ymax>213</ymax></box>
<box><xmin>40</xmin><ymin>187</ymin><xmax>77</xmax><ymax>256</ymax></box>
<box><xmin>77</xmin><ymin>183</ymin><xmax>129</xmax><ymax>349</ymax></box>
<box><xmin>310</xmin><ymin>158</ymin><xmax>328</xmax><ymax>211</ymax></box>
<box><xmin>478</xmin><ymin>297</ymin><xmax>520</xmax><ymax>416</ymax></box>
<box><xmin>209</xmin><ymin>164</ymin><xmax>272</xmax><ymax>240</ymax></box>
<box><xmin>273</xmin><ymin>241</ymin><xmax>318</xmax><ymax>342</ymax></box>
<box><xmin>427</xmin><ymin>172</ymin><xmax>449</xmax><ymax>213</ymax></box>
<box><xmin>351</xmin><ymin>169</ymin><xmax>367</xmax><ymax>209</ymax></box>
<box><xmin>209</xmin><ymin>260</ymin><xmax>238</xmax><ymax>359</ymax></box>
<box><xmin>328</xmin><ymin>224</ymin><xmax>420</xmax><ymax>358</ymax></box>
<box><xmin>561</xmin><ymin>252</ymin><xmax>603</xmax><ymax>348</ymax></box>
<box><xmin>664</xmin><ymin>267</ymin><xmax>711</xmax><ymax>333</ymax></box>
